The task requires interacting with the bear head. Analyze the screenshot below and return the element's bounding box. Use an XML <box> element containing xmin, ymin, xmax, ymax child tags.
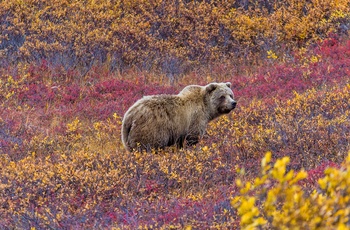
<box><xmin>205</xmin><ymin>82</ymin><xmax>237</xmax><ymax>119</ymax></box>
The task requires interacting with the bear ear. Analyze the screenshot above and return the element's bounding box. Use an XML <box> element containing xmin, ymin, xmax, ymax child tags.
<box><xmin>226</xmin><ymin>82</ymin><xmax>232</xmax><ymax>88</ymax></box>
<box><xmin>206</xmin><ymin>83</ymin><xmax>217</xmax><ymax>93</ymax></box>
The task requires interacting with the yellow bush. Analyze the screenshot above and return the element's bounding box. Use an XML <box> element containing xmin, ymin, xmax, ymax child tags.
<box><xmin>232</xmin><ymin>151</ymin><xmax>350</xmax><ymax>229</ymax></box>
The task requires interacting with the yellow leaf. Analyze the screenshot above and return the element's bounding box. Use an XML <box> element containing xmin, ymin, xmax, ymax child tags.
<box><xmin>337</xmin><ymin>223</ymin><xmax>348</xmax><ymax>230</ymax></box>
<box><xmin>254</xmin><ymin>217</ymin><xmax>267</xmax><ymax>225</ymax></box>
<box><xmin>318</xmin><ymin>177</ymin><xmax>328</xmax><ymax>190</ymax></box>
<box><xmin>284</xmin><ymin>170</ymin><xmax>294</xmax><ymax>182</ymax></box>
<box><xmin>346</xmin><ymin>151</ymin><xmax>350</xmax><ymax>165</ymax></box>
<box><xmin>289</xmin><ymin>170</ymin><xmax>307</xmax><ymax>185</ymax></box>
<box><xmin>241</xmin><ymin>211</ymin><xmax>255</xmax><ymax>225</ymax></box>
<box><xmin>272</xmin><ymin>157</ymin><xmax>290</xmax><ymax>181</ymax></box>
<box><xmin>231</xmin><ymin>196</ymin><xmax>241</xmax><ymax>207</ymax></box>
<box><xmin>240</xmin><ymin>182</ymin><xmax>252</xmax><ymax>194</ymax></box>
<box><xmin>261</xmin><ymin>151</ymin><xmax>271</xmax><ymax>169</ymax></box>
<box><xmin>238</xmin><ymin>197</ymin><xmax>256</xmax><ymax>215</ymax></box>
<box><xmin>202</xmin><ymin>146</ymin><xmax>209</xmax><ymax>152</ymax></box>
<box><xmin>236</xmin><ymin>179</ymin><xmax>243</xmax><ymax>187</ymax></box>
<box><xmin>254</xmin><ymin>175</ymin><xmax>267</xmax><ymax>187</ymax></box>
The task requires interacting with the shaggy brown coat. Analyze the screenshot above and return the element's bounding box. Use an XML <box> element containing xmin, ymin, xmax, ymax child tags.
<box><xmin>121</xmin><ymin>82</ymin><xmax>237</xmax><ymax>152</ymax></box>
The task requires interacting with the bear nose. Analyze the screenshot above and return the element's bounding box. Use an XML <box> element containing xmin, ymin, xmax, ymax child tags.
<box><xmin>232</xmin><ymin>101</ymin><xmax>237</xmax><ymax>108</ymax></box>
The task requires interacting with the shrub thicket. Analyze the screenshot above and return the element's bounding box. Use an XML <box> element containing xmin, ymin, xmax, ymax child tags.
<box><xmin>1</xmin><ymin>36</ymin><xmax>350</xmax><ymax>228</ymax></box>
<box><xmin>1</xmin><ymin>0</ymin><xmax>350</xmax><ymax>228</ymax></box>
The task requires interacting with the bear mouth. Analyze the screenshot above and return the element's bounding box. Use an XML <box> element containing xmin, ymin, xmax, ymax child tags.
<box><xmin>219</xmin><ymin>107</ymin><xmax>234</xmax><ymax>114</ymax></box>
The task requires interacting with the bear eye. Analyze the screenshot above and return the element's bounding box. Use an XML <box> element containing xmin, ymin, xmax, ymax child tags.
<box><xmin>220</xmin><ymin>96</ymin><xmax>226</xmax><ymax>100</ymax></box>
<box><xmin>229</xmin><ymin>95</ymin><xmax>233</xmax><ymax>99</ymax></box>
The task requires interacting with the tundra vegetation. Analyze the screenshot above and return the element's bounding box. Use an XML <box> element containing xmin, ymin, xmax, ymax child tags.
<box><xmin>0</xmin><ymin>0</ymin><xmax>350</xmax><ymax>228</ymax></box>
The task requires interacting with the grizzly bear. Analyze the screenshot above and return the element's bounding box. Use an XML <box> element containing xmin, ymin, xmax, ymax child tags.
<box><xmin>121</xmin><ymin>82</ymin><xmax>237</xmax><ymax>152</ymax></box>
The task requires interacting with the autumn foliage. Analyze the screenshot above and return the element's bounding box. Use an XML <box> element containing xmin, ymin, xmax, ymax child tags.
<box><xmin>1</xmin><ymin>0</ymin><xmax>350</xmax><ymax>229</ymax></box>
<box><xmin>1</xmin><ymin>0</ymin><xmax>350</xmax><ymax>74</ymax></box>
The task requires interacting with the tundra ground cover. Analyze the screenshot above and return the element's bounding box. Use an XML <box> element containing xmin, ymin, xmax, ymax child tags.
<box><xmin>1</xmin><ymin>0</ymin><xmax>350</xmax><ymax>74</ymax></box>
<box><xmin>1</xmin><ymin>0</ymin><xmax>350</xmax><ymax>228</ymax></box>
<box><xmin>1</xmin><ymin>35</ymin><xmax>350</xmax><ymax>228</ymax></box>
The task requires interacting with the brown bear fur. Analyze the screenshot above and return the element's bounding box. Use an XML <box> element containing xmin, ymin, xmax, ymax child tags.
<box><xmin>121</xmin><ymin>82</ymin><xmax>237</xmax><ymax>152</ymax></box>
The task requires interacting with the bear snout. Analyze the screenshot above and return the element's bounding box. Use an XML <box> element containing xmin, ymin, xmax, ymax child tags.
<box><xmin>231</xmin><ymin>101</ymin><xmax>237</xmax><ymax>109</ymax></box>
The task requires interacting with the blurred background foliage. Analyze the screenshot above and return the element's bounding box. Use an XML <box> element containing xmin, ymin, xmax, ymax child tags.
<box><xmin>1</xmin><ymin>0</ymin><xmax>349</xmax><ymax>76</ymax></box>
